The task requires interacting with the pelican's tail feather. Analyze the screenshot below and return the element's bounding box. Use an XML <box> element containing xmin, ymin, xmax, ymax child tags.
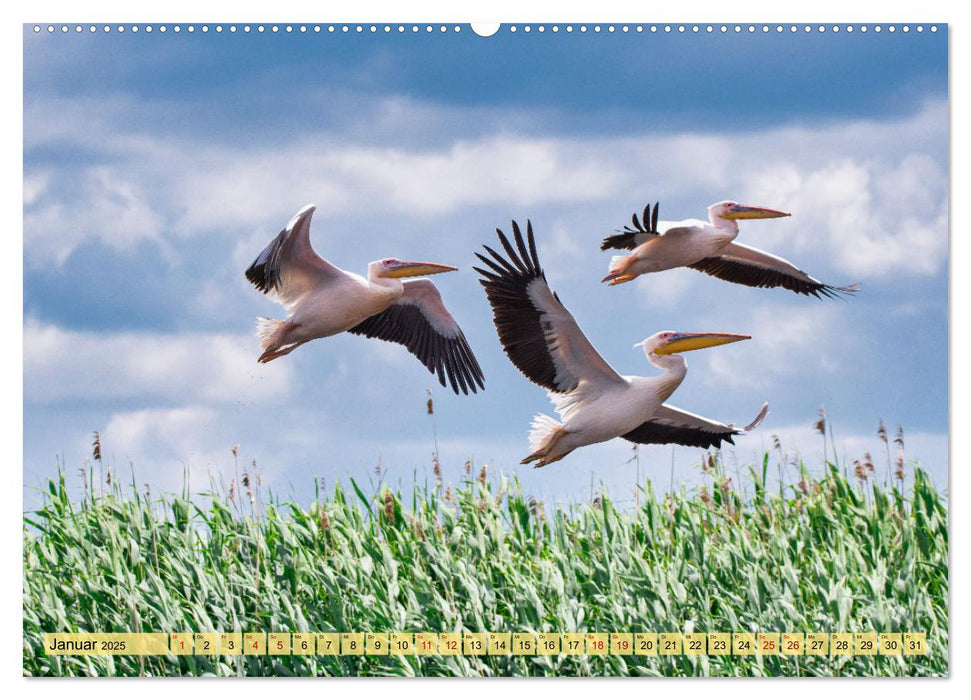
<box><xmin>527</xmin><ymin>414</ymin><xmax>562</xmax><ymax>454</ymax></box>
<box><xmin>608</xmin><ymin>254</ymin><xmax>631</xmax><ymax>273</ymax></box>
<box><xmin>256</xmin><ymin>317</ymin><xmax>287</xmax><ymax>351</ymax></box>
<box><xmin>522</xmin><ymin>414</ymin><xmax>571</xmax><ymax>466</ymax></box>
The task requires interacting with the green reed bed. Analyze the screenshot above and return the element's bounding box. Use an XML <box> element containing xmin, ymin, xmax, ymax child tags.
<box><xmin>23</xmin><ymin>457</ymin><xmax>947</xmax><ymax>677</ymax></box>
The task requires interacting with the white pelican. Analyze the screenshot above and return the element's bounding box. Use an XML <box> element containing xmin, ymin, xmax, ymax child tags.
<box><xmin>475</xmin><ymin>221</ymin><xmax>768</xmax><ymax>467</ymax></box>
<box><xmin>245</xmin><ymin>204</ymin><xmax>484</xmax><ymax>395</ymax></box>
<box><xmin>602</xmin><ymin>201</ymin><xmax>860</xmax><ymax>298</ymax></box>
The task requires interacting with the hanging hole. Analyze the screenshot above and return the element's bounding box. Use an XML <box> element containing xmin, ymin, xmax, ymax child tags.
<box><xmin>471</xmin><ymin>23</ymin><xmax>500</xmax><ymax>37</ymax></box>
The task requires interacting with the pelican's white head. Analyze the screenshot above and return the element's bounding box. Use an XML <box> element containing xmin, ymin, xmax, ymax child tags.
<box><xmin>708</xmin><ymin>200</ymin><xmax>791</xmax><ymax>228</ymax></box>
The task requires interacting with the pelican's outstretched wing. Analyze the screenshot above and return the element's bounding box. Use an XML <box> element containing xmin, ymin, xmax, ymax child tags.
<box><xmin>348</xmin><ymin>279</ymin><xmax>484</xmax><ymax>395</ymax></box>
<box><xmin>689</xmin><ymin>242</ymin><xmax>859</xmax><ymax>299</ymax></box>
<box><xmin>475</xmin><ymin>221</ymin><xmax>625</xmax><ymax>394</ymax></box>
<box><xmin>245</xmin><ymin>204</ymin><xmax>343</xmax><ymax>309</ymax></box>
<box><xmin>622</xmin><ymin>402</ymin><xmax>769</xmax><ymax>449</ymax></box>
<box><xmin>600</xmin><ymin>202</ymin><xmax>660</xmax><ymax>251</ymax></box>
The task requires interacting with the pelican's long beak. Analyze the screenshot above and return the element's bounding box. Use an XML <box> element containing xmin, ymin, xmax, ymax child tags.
<box><xmin>383</xmin><ymin>260</ymin><xmax>459</xmax><ymax>278</ymax></box>
<box><xmin>723</xmin><ymin>204</ymin><xmax>791</xmax><ymax>220</ymax></box>
<box><xmin>654</xmin><ymin>332</ymin><xmax>751</xmax><ymax>355</ymax></box>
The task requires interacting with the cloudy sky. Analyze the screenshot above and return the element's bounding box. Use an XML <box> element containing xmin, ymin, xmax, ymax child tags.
<box><xmin>23</xmin><ymin>24</ymin><xmax>948</xmax><ymax>509</ymax></box>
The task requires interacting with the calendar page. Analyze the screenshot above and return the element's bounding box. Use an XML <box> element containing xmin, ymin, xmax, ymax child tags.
<box><xmin>22</xmin><ymin>20</ymin><xmax>948</xmax><ymax>678</ymax></box>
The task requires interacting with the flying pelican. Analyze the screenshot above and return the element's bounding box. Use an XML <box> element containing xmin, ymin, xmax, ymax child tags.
<box><xmin>601</xmin><ymin>201</ymin><xmax>860</xmax><ymax>298</ymax></box>
<box><xmin>245</xmin><ymin>204</ymin><xmax>484</xmax><ymax>395</ymax></box>
<box><xmin>474</xmin><ymin>221</ymin><xmax>768</xmax><ymax>466</ymax></box>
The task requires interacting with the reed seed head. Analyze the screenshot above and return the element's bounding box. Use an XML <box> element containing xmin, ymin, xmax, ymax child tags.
<box><xmin>384</xmin><ymin>490</ymin><xmax>395</xmax><ymax>523</ymax></box>
<box><xmin>814</xmin><ymin>408</ymin><xmax>827</xmax><ymax>435</ymax></box>
<box><xmin>895</xmin><ymin>455</ymin><xmax>906</xmax><ymax>481</ymax></box>
<box><xmin>410</xmin><ymin>516</ymin><xmax>425</xmax><ymax>541</ymax></box>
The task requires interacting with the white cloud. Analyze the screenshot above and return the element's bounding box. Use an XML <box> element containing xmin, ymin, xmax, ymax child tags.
<box><xmin>23</xmin><ymin>319</ymin><xmax>293</xmax><ymax>405</ymax></box>
<box><xmin>24</xmin><ymin>166</ymin><xmax>169</xmax><ymax>266</ymax></box>
<box><xmin>106</xmin><ymin>407</ymin><xmax>202</xmax><ymax>449</ymax></box>
<box><xmin>24</xmin><ymin>94</ymin><xmax>946</xmax><ymax>282</ymax></box>
<box><xmin>331</xmin><ymin>137</ymin><xmax>623</xmax><ymax>215</ymax></box>
<box><xmin>23</xmin><ymin>171</ymin><xmax>48</xmax><ymax>206</ymax></box>
<box><xmin>101</xmin><ymin>406</ymin><xmax>225</xmax><ymax>489</ymax></box>
<box><xmin>620</xmin><ymin>133</ymin><xmax>736</xmax><ymax>194</ymax></box>
<box><xmin>742</xmin><ymin>154</ymin><xmax>947</xmax><ymax>277</ymax></box>
<box><xmin>630</xmin><ymin>267</ymin><xmax>698</xmax><ymax>308</ymax></box>
<box><xmin>698</xmin><ymin>301</ymin><xmax>845</xmax><ymax>391</ymax></box>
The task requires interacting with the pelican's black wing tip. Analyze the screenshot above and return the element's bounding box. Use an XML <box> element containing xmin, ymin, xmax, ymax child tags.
<box><xmin>244</xmin><ymin>260</ymin><xmax>273</xmax><ymax>294</ymax></box>
<box><xmin>817</xmin><ymin>282</ymin><xmax>861</xmax><ymax>300</ymax></box>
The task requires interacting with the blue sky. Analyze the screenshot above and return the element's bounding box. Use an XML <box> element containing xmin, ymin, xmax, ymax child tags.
<box><xmin>23</xmin><ymin>24</ymin><xmax>948</xmax><ymax>509</ymax></box>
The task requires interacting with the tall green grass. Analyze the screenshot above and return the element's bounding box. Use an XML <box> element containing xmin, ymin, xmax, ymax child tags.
<box><xmin>23</xmin><ymin>456</ymin><xmax>947</xmax><ymax>677</ymax></box>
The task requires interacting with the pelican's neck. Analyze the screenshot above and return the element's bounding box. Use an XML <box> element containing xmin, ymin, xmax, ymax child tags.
<box><xmin>366</xmin><ymin>263</ymin><xmax>405</xmax><ymax>299</ymax></box>
<box><xmin>709</xmin><ymin>211</ymin><xmax>740</xmax><ymax>236</ymax></box>
<box><xmin>647</xmin><ymin>352</ymin><xmax>688</xmax><ymax>404</ymax></box>
<box><xmin>648</xmin><ymin>351</ymin><xmax>687</xmax><ymax>374</ymax></box>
